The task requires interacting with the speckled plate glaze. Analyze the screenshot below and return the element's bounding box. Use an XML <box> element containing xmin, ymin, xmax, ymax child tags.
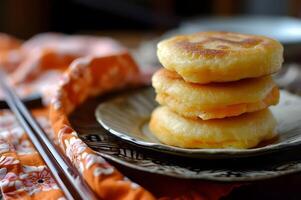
<box><xmin>95</xmin><ymin>87</ymin><xmax>301</xmax><ymax>159</ymax></box>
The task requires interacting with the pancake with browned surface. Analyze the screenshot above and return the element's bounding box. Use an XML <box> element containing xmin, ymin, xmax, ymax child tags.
<box><xmin>149</xmin><ymin>106</ymin><xmax>277</xmax><ymax>149</ymax></box>
<box><xmin>152</xmin><ymin>69</ymin><xmax>279</xmax><ymax>120</ymax></box>
<box><xmin>157</xmin><ymin>32</ymin><xmax>283</xmax><ymax>83</ymax></box>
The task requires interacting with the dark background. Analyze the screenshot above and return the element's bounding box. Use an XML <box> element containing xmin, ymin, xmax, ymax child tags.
<box><xmin>1</xmin><ymin>0</ymin><xmax>301</xmax><ymax>39</ymax></box>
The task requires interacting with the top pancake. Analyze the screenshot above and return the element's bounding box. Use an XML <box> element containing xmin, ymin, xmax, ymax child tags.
<box><xmin>157</xmin><ymin>32</ymin><xmax>283</xmax><ymax>84</ymax></box>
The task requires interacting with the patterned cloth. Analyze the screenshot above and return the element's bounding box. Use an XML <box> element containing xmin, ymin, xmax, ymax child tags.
<box><xmin>0</xmin><ymin>110</ymin><xmax>65</xmax><ymax>199</ymax></box>
<box><xmin>0</xmin><ymin>33</ymin><xmax>238</xmax><ymax>200</ymax></box>
<box><xmin>48</xmin><ymin>52</ymin><xmax>155</xmax><ymax>199</ymax></box>
<box><xmin>0</xmin><ymin>109</ymin><xmax>237</xmax><ymax>200</ymax></box>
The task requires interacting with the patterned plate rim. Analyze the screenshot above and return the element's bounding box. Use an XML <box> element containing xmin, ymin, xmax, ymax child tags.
<box><xmin>96</xmin><ymin>150</ymin><xmax>301</xmax><ymax>182</ymax></box>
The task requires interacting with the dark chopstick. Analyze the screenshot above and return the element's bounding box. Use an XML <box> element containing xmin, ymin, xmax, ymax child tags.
<box><xmin>0</xmin><ymin>70</ymin><xmax>99</xmax><ymax>200</ymax></box>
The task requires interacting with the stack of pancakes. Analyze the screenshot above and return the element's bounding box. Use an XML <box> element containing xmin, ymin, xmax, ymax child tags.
<box><xmin>150</xmin><ymin>32</ymin><xmax>283</xmax><ymax>149</ymax></box>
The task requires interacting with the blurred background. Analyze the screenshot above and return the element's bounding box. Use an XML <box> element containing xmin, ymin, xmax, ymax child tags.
<box><xmin>0</xmin><ymin>0</ymin><xmax>301</xmax><ymax>85</ymax></box>
<box><xmin>1</xmin><ymin>0</ymin><xmax>301</xmax><ymax>93</ymax></box>
<box><xmin>1</xmin><ymin>0</ymin><xmax>301</xmax><ymax>38</ymax></box>
<box><xmin>2</xmin><ymin>0</ymin><xmax>301</xmax><ymax>60</ymax></box>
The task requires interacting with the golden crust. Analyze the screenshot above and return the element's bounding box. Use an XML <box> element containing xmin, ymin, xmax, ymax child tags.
<box><xmin>156</xmin><ymin>87</ymin><xmax>279</xmax><ymax>120</ymax></box>
<box><xmin>157</xmin><ymin>32</ymin><xmax>283</xmax><ymax>83</ymax></box>
<box><xmin>152</xmin><ymin>69</ymin><xmax>279</xmax><ymax>119</ymax></box>
<box><xmin>149</xmin><ymin>106</ymin><xmax>277</xmax><ymax>149</ymax></box>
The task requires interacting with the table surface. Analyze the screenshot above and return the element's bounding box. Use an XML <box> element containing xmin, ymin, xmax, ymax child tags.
<box><xmin>116</xmin><ymin>163</ymin><xmax>301</xmax><ymax>200</ymax></box>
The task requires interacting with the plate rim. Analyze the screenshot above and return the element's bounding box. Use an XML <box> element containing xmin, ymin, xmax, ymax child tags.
<box><xmin>95</xmin><ymin>87</ymin><xmax>301</xmax><ymax>159</ymax></box>
<box><xmin>96</xmin><ymin>150</ymin><xmax>301</xmax><ymax>182</ymax></box>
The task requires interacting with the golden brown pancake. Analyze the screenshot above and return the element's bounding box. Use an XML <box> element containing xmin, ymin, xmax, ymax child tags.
<box><xmin>157</xmin><ymin>32</ymin><xmax>283</xmax><ymax>83</ymax></box>
<box><xmin>152</xmin><ymin>69</ymin><xmax>279</xmax><ymax>120</ymax></box>
<box><xmin>149</xmin><ymin>106</ymin><xmax>277</xmax><ymax>149</ymax></box>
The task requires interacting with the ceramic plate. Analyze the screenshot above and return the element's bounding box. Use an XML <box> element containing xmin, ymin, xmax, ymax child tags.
<box><xmin>95</xmin><ymin>88</ymin><xmax>301</xmax><ymax>159</ymax></box>
<box><xmin>80</xmin><ymin>132</ymin><xmax>301</xmax><ymax>181</ymax></box>
<box><xmin>68</xmin><ymin>88</ymin><xmax>301</xmax><ymax>181</ymax></box>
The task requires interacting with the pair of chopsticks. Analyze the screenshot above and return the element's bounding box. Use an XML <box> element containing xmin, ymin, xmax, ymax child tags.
<box><xmin>0</xmin><ymin>70</ymin><xmax>99</xmax><ymax>200</ymax></box>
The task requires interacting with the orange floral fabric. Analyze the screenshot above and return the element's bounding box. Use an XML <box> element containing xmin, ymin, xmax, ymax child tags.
<box><xmin>9</xmin><ymin>33</ymin><xmax>123</xmax><ymax>84</ymax></box>
<box><xmin>49</xmin><ymin>52</ymin><xmax>155</xmax><ymax>200</ymax></box>
<box><xmin>0</xmin><ymin>32</ymin><xmax>238</xmax><ymax>200</ymax></box>
<box><xmin>0</xmin><ymin>33</ymin><xmax>124</xmax><ymax>101</ymax></box>
<box><xmin>0</xmin><ymin>33</ymin><xmax>22</xmax><ymax>73</ymax></box>
<box><xmin>0</xmin><ymin>110</ymin><xmax>65</xmax><ymax>200</ymax></box>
